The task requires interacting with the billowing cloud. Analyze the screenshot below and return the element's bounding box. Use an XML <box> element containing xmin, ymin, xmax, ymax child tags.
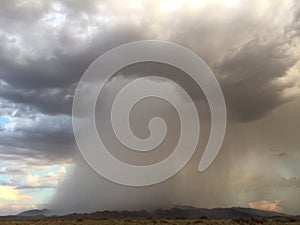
<box><xmin>249</xmin><ymin>200</ymin><xmax>282</xmax><ymax>212</ymax></box>
<box><xmin>0</xmin><ymin>186</ymin><xmax>31</xmax><ymax>201</ymax></box>
<box><xmin>0</xmin><ymin>0</ymin><xmax>299</xmax><ymax>216</ymax></box>
<box><xmin>217</xmin><ymin>38</ymin><xmax>298</xmax><ymax>121</ymax></box>
<box><xmin>18</xmin><ymin>166</ymin><xmax>67</xmax><ymax>189</ymax></box>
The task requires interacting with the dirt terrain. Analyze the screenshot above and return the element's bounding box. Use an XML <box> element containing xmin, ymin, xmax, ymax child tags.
<box><xmin>0</xmin><ymin>217</ymin><xmax>299</xmax><ymax>225</ymax></box>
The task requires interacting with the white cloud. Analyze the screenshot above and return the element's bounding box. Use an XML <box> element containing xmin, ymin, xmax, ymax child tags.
<box><xmin>21</xmin><ymin>166</ymin><xmax>69</xmax><ymax>189</ymax></box>
<box><xmin>249</xmin><ymin>200</ymin><xmax>282</xmax><ymax>212</ymax></box>
<box><xmin>25</xmin><ymin>174</ymin><xmax>40</xmax><ymax>187</ymax></box>
<box><xmin>0</xmin><ymin>186</ymin><xmax>31</xmax><ymax>201</ymax></box>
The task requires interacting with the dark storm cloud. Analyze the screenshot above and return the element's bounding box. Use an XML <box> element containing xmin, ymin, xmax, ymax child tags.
<box><xmin>0</xmin><ymin>0</ymin><xmax>144</xmax><ymax>164</ymax></box>
<box><xmin>0</xmin><ymin>116</ymin><xmax>74</xmax><ymax>160</ymax></box>
<box><xmin>0</xmin><ymin>0</ymin><xmax>145</xmax><ymax>116</ymax></box>
<box><xmin>0</xmin><ymin>97</ymin><xmax>74</xmax><ymax>160</ymax></box>
<box><xmin>0</xmin><ymin>0</ymin><xmax>298</xmax><ymax>121</ymax></box>
<box><xmin>217</xmin><ymin>38</ymin><xmax>297</xmax><ymax>122</ymax></box>
<box><xmin>0</xmin><ymin>82</ymin><xmax>74</xmax><ymax>115</ymax></box>
<box><xmin>0</xmin><ymin>29</ymin><xmax>144</xmax><ymax>115</ymax></box>
<box><xmin>0</xmin><ymin>28</ymin><xmax>142</xmax><ymax>90</ymax></box>
<box><xmin>0</xmin><ymin>0</ymin><xmax>299</xmax><ymax>215</ymax></box>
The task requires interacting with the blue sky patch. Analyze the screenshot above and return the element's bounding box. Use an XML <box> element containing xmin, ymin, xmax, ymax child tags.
<box><xmin>0</xmin><ymin>117</ymin><xmax>10</xmax><ymax>126</ymax></box>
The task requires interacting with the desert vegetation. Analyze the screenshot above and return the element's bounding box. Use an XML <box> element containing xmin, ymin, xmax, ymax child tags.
<box><xmin>0</xmin><ymin>217</ymin><xmax>299</xmax><ymax>225</ymax></box>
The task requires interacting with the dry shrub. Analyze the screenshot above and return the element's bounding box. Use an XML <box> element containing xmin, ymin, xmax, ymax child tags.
<box><xmin>232</xmin><ymin>217</ymin><xmax>267</xmax><ymax>224</ymax></box>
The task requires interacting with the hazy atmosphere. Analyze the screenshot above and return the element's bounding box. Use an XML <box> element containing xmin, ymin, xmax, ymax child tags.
<box><xmin>0</xmin><ymin>0</ymin><xmax>300</xmax><ymax>216</ymax></box>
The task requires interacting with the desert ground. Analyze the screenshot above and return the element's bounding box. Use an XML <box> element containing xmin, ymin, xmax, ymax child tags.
<box><xmin>0</xmin><ymin>218</ymin><xmax>300</xmax><ymax>225</ymax></box>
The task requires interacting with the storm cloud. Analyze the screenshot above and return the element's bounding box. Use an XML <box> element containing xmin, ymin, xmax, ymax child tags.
<box><xmin>0</xmin><ymin>0</ymin><xmax>299</xmax><ymax>216</ymax></box>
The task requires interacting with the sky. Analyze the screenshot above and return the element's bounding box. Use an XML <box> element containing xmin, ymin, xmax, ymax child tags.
<box><xmin>0</xmin><ymin>0</ymin><xmax>300</xmax><ymax>216</ymax></box>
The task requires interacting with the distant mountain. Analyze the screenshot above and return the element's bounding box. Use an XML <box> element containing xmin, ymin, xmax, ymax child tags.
<box><xmin>17</xmin><ymin>209</ymin><xmax>52</xmax><ymax>217</ymax></box>
<box><xmin>0</xmin><ymin>206</ymin><xmax>293</xmax><ymax>221</ymax></box>
<box><xmin>150</xmin><ymin>206</ymin><xmax>288</xmax><ymax>219</ymax></box>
